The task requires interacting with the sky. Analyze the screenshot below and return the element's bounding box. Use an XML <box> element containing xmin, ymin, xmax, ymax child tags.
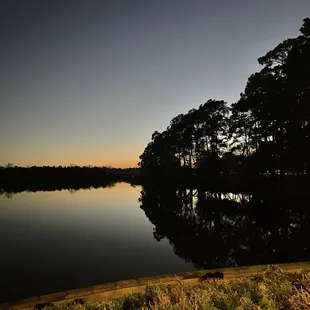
<box><xmin>1</xmin><ymin>0</ymin><xmax>309</xmax><ymax>168</ymax></box>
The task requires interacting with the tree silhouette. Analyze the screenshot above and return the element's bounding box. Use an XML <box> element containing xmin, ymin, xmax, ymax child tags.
<box><xmin>0</xmin><ymin>166</ymin><xmax>140</xmax><ymax>194</ymax></box>
<box><xmin>139</xmin><ymin>18</ymin><xmax>310</xmax><ymax>183</ymax></box>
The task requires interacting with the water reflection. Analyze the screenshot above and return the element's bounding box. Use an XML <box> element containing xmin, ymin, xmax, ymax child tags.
<box><xmin>139</xmin><ymin>187</ymin><xmax>310</xmax><ymax>269</ymax></box>
<box><xmin>1</xmin><ymin>183</ymin><xmax>310</xmax><ymax>302</ymax></box>
<box><xmin>0</xmin><ymin>183</ymin><xmax>193</xmax><ymax>302</ymax></box>
<box><xmin>0</xmin><ymin>180</ymin><xmax>117</xmax><ymax>198</ymax></box>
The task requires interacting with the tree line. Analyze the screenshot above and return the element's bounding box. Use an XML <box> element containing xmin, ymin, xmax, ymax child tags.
<box><xmin>0</xmin><ymin>165</ymin><xmax>140</xmax><ymax>193</ymax></box>
<box><xmin>138</xmin><ymin>18</ymin><xmax>310</xmax><ymax>183</ymax></box>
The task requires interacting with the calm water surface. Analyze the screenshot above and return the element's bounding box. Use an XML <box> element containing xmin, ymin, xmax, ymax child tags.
<box><xmin>1</xmin><ymin>182</ymin><xmax>310</xmax><ymax>302</ymax></box>
<box><xmin>0</xmin><ymin>183</ymin><xmax>194</xmax><ymax>301</ymax></box>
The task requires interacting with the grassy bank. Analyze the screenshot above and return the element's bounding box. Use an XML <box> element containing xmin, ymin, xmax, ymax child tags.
<box><xmin>38</xmin><ymin>266</ymin><xmax>309</xmax><ymax>310</ymax></box>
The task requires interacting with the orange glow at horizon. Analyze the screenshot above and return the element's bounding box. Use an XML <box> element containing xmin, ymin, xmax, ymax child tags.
<box><xmin>0</xmin><ymin>144</ymin><xmax>142</xmax><ymax>168</ymax></box>
<box><xmin>0</xmin><ymin>155</ymin><xmax>139</xmax><ymax>168</ymax></box>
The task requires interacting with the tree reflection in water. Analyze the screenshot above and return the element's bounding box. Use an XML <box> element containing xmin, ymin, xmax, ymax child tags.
<box><xmin>139</xmin><ymin>187</ymin><xmax>310</xmax><ymax>269</ymax></box>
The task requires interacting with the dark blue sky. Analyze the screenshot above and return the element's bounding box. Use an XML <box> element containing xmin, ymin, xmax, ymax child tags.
<box><xmin>1</xmin><ymin>0</ymin><xmax>309</xmax><ymax>167</ymax></box>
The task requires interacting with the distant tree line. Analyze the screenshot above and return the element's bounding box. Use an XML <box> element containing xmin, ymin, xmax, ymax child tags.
<box><xmin>0</xmin><ymin>165</ymin><xmax>140</xmax><ymax>193</ymax></box>
<box><xmin>139</xmin><ymin>18</ymin><xmax>310</xmax><ymax>184</ymax></box>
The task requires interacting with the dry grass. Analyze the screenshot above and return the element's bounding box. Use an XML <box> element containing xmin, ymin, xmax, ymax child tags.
<box><xmin>40</xmin><ymin>266</ymin><xmax>310</xmax><ymax>310</ymax></box>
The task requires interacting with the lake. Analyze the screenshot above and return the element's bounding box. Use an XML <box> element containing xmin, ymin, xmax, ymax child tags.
<box><xmin>0</xmin><ymin>183</ymin><xmax>193</xmax><ymax>302</ymax></box>
<box><xmin>1</xmin><ymin>182</ymin><xmax>310</xmax><ymax>302</ymax></box>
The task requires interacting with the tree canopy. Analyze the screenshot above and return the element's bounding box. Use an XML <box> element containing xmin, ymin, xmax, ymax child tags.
<box><xmin>139</xmin><ymin>18</ymin><xmax>310</xmax><ymax>181</ymax></box>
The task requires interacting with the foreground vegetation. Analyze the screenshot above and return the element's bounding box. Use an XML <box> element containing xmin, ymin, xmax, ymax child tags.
<box><xmin>41</xmin><ymin>266</ymin><xmax>310</xmax><ymax>310</ymax></box>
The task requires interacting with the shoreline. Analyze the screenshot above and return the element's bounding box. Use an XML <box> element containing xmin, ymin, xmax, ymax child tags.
<box><xmin>2</xmin><ymin>261</ymin><xmax>310</xmax><ymax>310</ymax></box>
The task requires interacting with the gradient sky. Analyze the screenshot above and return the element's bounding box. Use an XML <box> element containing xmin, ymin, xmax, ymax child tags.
<box><xmin>1</xmin><ymin>0</ymin><xmax>309</xmax><ymax>167</ymax></box>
